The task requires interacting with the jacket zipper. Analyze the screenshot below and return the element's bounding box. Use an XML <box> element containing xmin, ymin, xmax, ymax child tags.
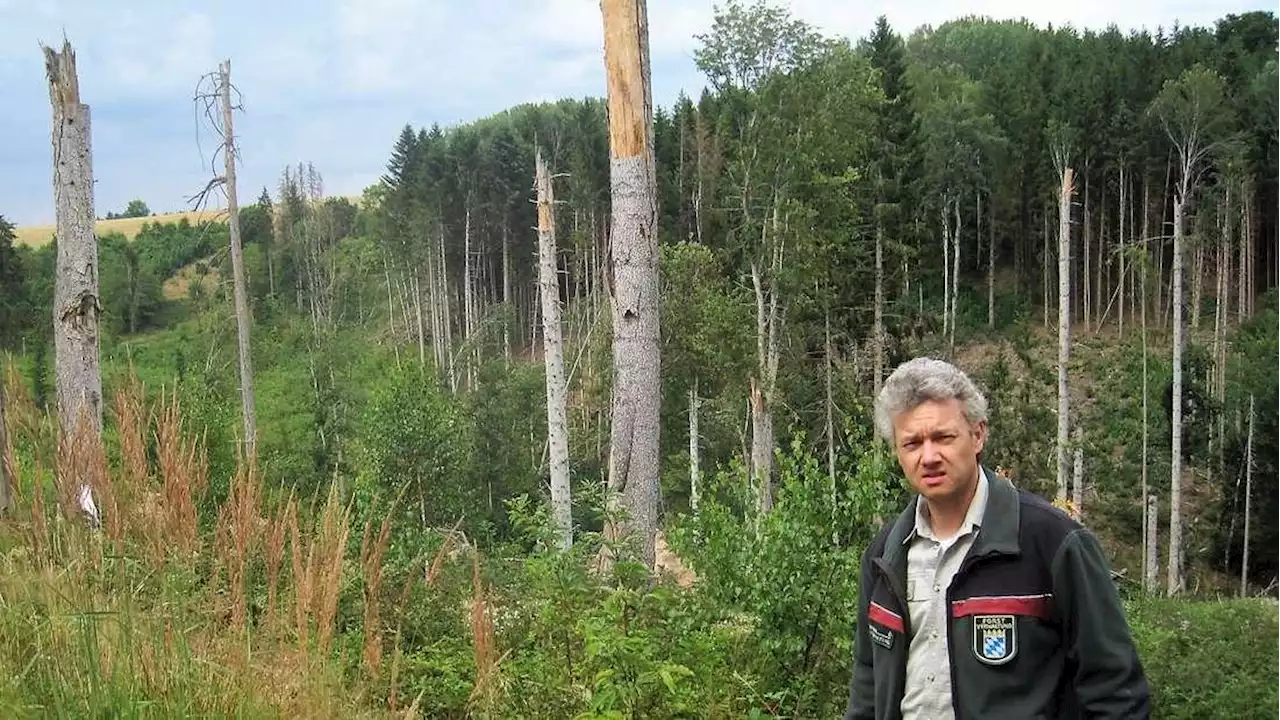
<box><xmin>945</xmin><ymin>550</ymin><xmax>1002</xmax><ymax>718</ymax></box>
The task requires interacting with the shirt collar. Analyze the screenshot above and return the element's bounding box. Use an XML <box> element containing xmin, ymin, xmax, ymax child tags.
<box><xmin>905</xmin><ymin>467</ymin><xmax>990</xmax><ymax>544</ymax></box>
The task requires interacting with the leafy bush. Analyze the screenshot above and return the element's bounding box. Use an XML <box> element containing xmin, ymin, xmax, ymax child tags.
<box><xmin>1128</xmin><ymin>597</ymin><xmax>1279</xmax><ymax>718</ymax></box>
<box><xmin>668</xmin><ymin>420</ymin><xmax>896</xmax><ymax>717</ymax></box>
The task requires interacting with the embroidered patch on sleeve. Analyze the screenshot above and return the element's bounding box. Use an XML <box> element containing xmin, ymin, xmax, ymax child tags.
<box><xmin>972</xmin><ymin>614</ymin><xmax>1017</xmax><ymax>665</ymax></box>
<box><xmin>868</xmin><ymin>623</ymin><xmax>894</xmax><ymax>649</ymax></box>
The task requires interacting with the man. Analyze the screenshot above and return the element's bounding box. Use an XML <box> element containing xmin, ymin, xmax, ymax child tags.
<box><xmin>844</xmin><ymin>357</ymin><xmax>1149</xmax><ymax>719</ymax></box>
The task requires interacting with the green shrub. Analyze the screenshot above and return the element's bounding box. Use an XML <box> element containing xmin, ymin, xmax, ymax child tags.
<box><xmin>1128</xmin><ymin>596</ymin><xmax>1278</xmax><ymax>718</ymax></box>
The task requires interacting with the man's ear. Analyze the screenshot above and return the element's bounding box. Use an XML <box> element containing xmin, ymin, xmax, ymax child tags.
<box><xmin>972</xmin><ymin>419</ymin><xmax>988</xmax><ymax>455</ymax></box>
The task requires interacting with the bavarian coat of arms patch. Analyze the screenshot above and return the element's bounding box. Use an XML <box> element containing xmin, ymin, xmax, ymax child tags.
<box><xmin>973</xmin><ymin>614</ymin><xmax>1017</xmax><ymax>665</ymax></box>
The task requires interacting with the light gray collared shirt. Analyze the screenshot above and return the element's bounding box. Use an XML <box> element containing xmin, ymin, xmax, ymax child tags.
<box><xmin>899</xmin><ymin>469</ymin><xmax>990</xmax><ymax>720</ymax></box>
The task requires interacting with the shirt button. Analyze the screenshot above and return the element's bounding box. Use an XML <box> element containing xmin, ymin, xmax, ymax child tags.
<box><xmin>927</xmin><ymin>675</ymin><xmax>935</xmax><ymax>683</ymax></box>
<box><xmin>933</xmin><ymin>585</ymin><xmax>940</xmax><ymax>592</ymax></box>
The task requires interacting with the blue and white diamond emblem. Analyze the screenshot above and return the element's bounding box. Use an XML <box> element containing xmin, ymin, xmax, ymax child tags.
<box><xmin>972</xmin><ymin>615</ymin><xmax>1017</xmax><ymax>665</ymax></box>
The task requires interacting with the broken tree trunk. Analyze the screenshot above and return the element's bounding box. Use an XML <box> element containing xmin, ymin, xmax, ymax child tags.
<box><xmin>45</xmin><ymin>40</ymin><xmax>102</xmax><ymax>523</ymax></box>
<box><xmin>601</xmin><ymin>0</ymin><xmax>661</xmax><ymax>570</ymax></box>
<box><xmin>219</xmin><ymin>60</ymin><xmax>257</xmax><ymax>458</ymax></box>
<box><xmin>536</xmin><ymin>149</ymin><xmax>573</xmax><ymax>551</ymax></box>
<box><xmin>1057</xmin><ymin>168</ymin><xmax>1074</xmax><ymax>505</ymax></box>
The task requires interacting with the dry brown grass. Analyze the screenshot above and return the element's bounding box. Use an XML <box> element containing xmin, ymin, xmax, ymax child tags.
<box><xmin>359</xmin><ymin>497</ymin><xmax>396</xmax><ymax>677</ymax></box>
<box><xmin>218</xmin><ymin>451</ymin><xmax>262</xmax><ymax>632</ymax></box>
<box><xmin>0</xmin><ymin>362</ymin><xmax>467</xmax><ymax>718</ymax></box>
<box><xmin>13</xmin><ymin>209</ymin><xmax>224</xmax><ymax>247</ymax></box>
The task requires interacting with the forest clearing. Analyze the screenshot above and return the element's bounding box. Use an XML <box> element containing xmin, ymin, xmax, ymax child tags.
<box><xmin>0</xmin><ymin>1</ymin><xmax>1276</xmax><ymax>717</ymax></box>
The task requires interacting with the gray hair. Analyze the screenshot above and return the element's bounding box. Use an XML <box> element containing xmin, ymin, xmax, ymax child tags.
<box><xmin>873</xmin><ymin>357</ymin><xmax>989</xmax><ymax>444</ymax></box>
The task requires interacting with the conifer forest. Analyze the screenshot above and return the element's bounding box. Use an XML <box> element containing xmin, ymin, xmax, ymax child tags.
<box><xmin>0</xmin><ymin>2</ymin><xmax>1276</xmax><ymax>717</ymax></box>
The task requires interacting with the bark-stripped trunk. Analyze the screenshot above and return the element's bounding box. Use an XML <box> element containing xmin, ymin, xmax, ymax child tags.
<box><xmin>463</xmin><ymin>205</ymin><xmax>475</xmax><ymax>390</ymax></box>
<box><xmin>1118</xmin><ymin>165</ymin><xmax>1126</xmax><ymax>338</ymax></box>
<box><xmin>825</xmin><ymin>312</ymin><xmax>837</xmax><ymax>540</ymax></box>
<box><xmin>413</xmin><ymin>271</ymin><xmax>426</xmax><ymax>367</ymax></box>
<box><xmin>750</xmin><ymin>201</ymin><xmax>783</xmax><ymax>516</ymax></box>
<box><xmin>1191</xmin><ymin>240</ymin><xmax>1205</xmax><ymax>331</ymax></box>
<box><xmin>1140</xmin><ymin>237</ymin><xmax>1150</xmax><ymax>593</ymax></box>
<box><xmin>873</xmin><ymin>218</ymin><xmax>884</xmax><ymax>394</ymax></box>
<box><xmin>941</xmin><ymin>195</ymin><xmax>951</xmax><ymax>338</ymax></box>
<box><xmin>503</xmin><ymin>220</ymin><xmax>512</xmax><ymax>362</ymax></box>
<box><xmin>1071</xmin><ymin>425</ymin><xmax>1083</xmax><ymax>519</ymax></box>
<box><xmin>1141</xmin><ymin>177</ymin><xmax>1151</xmax><ymax>323</ymax></box>
<box><xmin>1239</xmin><ymin>185</ymin><xmax>1250</xmax><ymax>320</ymax></box>
<box><xmin>46</xmin><ymin>41</ymin><xmax>102</xmax><ymax>525</ymax></box>
<box><xmin>218</xmin><ymin>60</ymin><xmax>257</xmax><ymax>457</ymax></box>
<box><xmin>951</xmin><ymin>197</ymin><xmax>960</xmax><ymax>352</ymax></box>
<box><xmin>987</xmin><ymin>193</ymin><xmax>995</xmax><ymax>328</ymax></box>
<box><xmin>536</xmin><ymin>149</ymin><xmax>572</xmax><ymax>551</ymax></box>
<box><xmin>1168</xmin><ymin>192</ymin><xmax>1186</xmax><ymax>596</ymax></box>
<box><xmin>439</xmin><ymin>225</ymin><xmax>456</xmax><ymax>393</ymax></box>
<box><xmin>1057</xmin><ymin>168</ymin><xmax>1073</xmax><ymax>504</ymax></box>
<box><xmin>1240</xmin><ymin>394</ymin><xmax>1254</xmax><ymax>597</ymax></box>
<box><xmin>1145</xmin><ymin>494</ymin><xmax>1159</xmax><ymax>593</ymax></box>
<box><xmin>689</xmin><ymin>379</ymin><xmax>700</xmax><ymax>512</ymax></box>
<box><xmin>602</xmin><ymin>0</ymin><xmax>661</xmax><ymax>570</ymax></box>
<box><xmin>1083</xmin><ymin>171</ymin><xmax>1091</xmax><ymax>331</ymax></box>
<box><xmin>1157</xmin><ymin>155</ymin><xmax>1171</xmax><ymax>328</ymax></box>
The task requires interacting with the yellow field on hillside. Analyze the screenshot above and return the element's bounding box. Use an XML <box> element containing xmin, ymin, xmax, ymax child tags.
<box><xmin>13</xmin><ymin>209</ymin><xmax>225</xmax><ymax>247</ymax></box>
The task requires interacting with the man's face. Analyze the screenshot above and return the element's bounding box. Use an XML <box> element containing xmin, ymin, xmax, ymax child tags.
<box><xmin>891</xmin><ymin>398</ymin><xmax>986</xmax><ymax>506</ymax></box>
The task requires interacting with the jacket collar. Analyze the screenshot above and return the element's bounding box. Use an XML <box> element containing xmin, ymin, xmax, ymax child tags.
<box><xmin>880</xmin><ymin>466</ymin><xmax>1021</xmax><ymax>568</ymax></box>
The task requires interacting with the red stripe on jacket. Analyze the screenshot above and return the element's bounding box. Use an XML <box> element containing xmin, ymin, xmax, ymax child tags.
<box><xmin>869</xmin><ymin>601</ymin><xmax>904</xmax><ymax>632</ymax></box>
<box><xmin>951</xmin><ymin>594</ymin><xmax>1053</xmax><ymax>619</ymax></box>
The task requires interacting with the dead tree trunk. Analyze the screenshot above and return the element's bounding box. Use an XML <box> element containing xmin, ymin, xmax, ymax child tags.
<box><xmin>689</xmin><ymin>378</ymin><xmax>700</xmax><ymax>512</ymax></box>
<box><xmin>217</xmin><ymin>60</ymin><xmax>257</xmax><ymax>457</ymax></box>
<box><xmin>1238</xmin><ymin>183</ymin><xmax>1250</xmax><ymax>321</ymax></box>
<box><xmin>941</xmin><ymin>196</ymin><xmax>950</xmax><ymax>339</ymax></box>
<box><xmin>1119</xmin><ymin>165</ymin><xmax>1127</xmax><ymax>338</ymax></box>
<box><xmin>1071</xmin><ymin>425</ymin><xmax>1084</xmax><ymax>519</ymax></box>
<box><xmin>1082</xmin><ymin>172</ymin><xmax>1091</xmax><ymax>330</ymax></box>
<box><xmin>750</xmin><ymin>201</ymin><xmax>783</xmax><ymax>516</ymax></box>
<box><xmin>46</xmin><ymin>40</ymin><xmax>102</xmax><ymax>438</ymax></box>
<box><xmin>1057</xmin><ymin>168</ymin><xmax>1074</xmax><ymax>504</ymax></box>
<box><xmin>1168</xmin><ymin>192</ymin><xmax>1186</xmax><ymax>596</ymax></box>
<box><xmin>463</xmin><ymin>205</ymin><xmax>475</xmax><ymax>390</ymax></box>
<box><xmin>987</xmin><ymin>193</ymin><xmax>995</xmax><ymax>328</ymax></box>
<box><xmin>439</xmin><ymin>225</ymin><xmax>456</xmax><ymax>392</ymax></box>
<box><xmin>601</xmin><ymin>0</ymin><xmax>661</xmax><ymax>570</ymax></box>
<box><xmin>1145</xmin><ymin>494</ymin><xmax>1159</xmax><ymax>593</ymax></box>
<box><xmin>503</xmin><ymin>220</ymin><xmax>512</xmax><ymax>363</ymax></box>
<box><xmin>1140</xmin><ymin>238</ymin><xmax>1150</xmax><ymax>593</ymax></box>
<box><xmin>1240</xmin><ymin>394</ymin><xmax>1254</xmax><ymax>597</ymax></box>
<box><xmin>45</xmin><ymin>40</ymin><xmax>103</xmax><ymax>524</ymax></box>
<box><xmin>950</xmin><ymin>197</ymin><xmax>960</xmax><ymax>352</ymax></box>
<box><xmin>536</xmin><ymin>149</ymin><xmax>572</xmax><ymax>550</ymax></box>
<box><xmin>873</xmin><ymin>217</ymin><xmax>884</xmax><ymax>394</ymax></box>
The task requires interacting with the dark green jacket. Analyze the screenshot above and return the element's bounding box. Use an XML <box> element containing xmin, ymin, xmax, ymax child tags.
<box><xmin>843</xmin><ymin>470</ymin><xmax>1150</xmax><ymax>719</ymax></box>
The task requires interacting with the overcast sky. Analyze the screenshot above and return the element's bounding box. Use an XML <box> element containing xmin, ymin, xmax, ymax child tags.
<box><xmin>0</xmin><ymin>0</ymin><xmax>1266</xmax><ymax>226</ymax></box>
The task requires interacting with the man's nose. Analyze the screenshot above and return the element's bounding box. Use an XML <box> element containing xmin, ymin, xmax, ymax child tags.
<box><xmin>921</xmin><ymin>441</ymin><xmax>942</xmax><ymax>465</ymax></box>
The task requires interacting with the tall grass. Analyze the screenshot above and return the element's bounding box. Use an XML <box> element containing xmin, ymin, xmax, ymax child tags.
<box><xmin>0</xmin><ymin>367</ymin><xmax>480</xmax><ymax>718</ymax></box>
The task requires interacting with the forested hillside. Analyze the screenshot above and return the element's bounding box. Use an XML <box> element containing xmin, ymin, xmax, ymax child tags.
<box><xmin>0</xmin><ymin>3</ymin><xmax>1276</xmax><ymax>718</ymax></box>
